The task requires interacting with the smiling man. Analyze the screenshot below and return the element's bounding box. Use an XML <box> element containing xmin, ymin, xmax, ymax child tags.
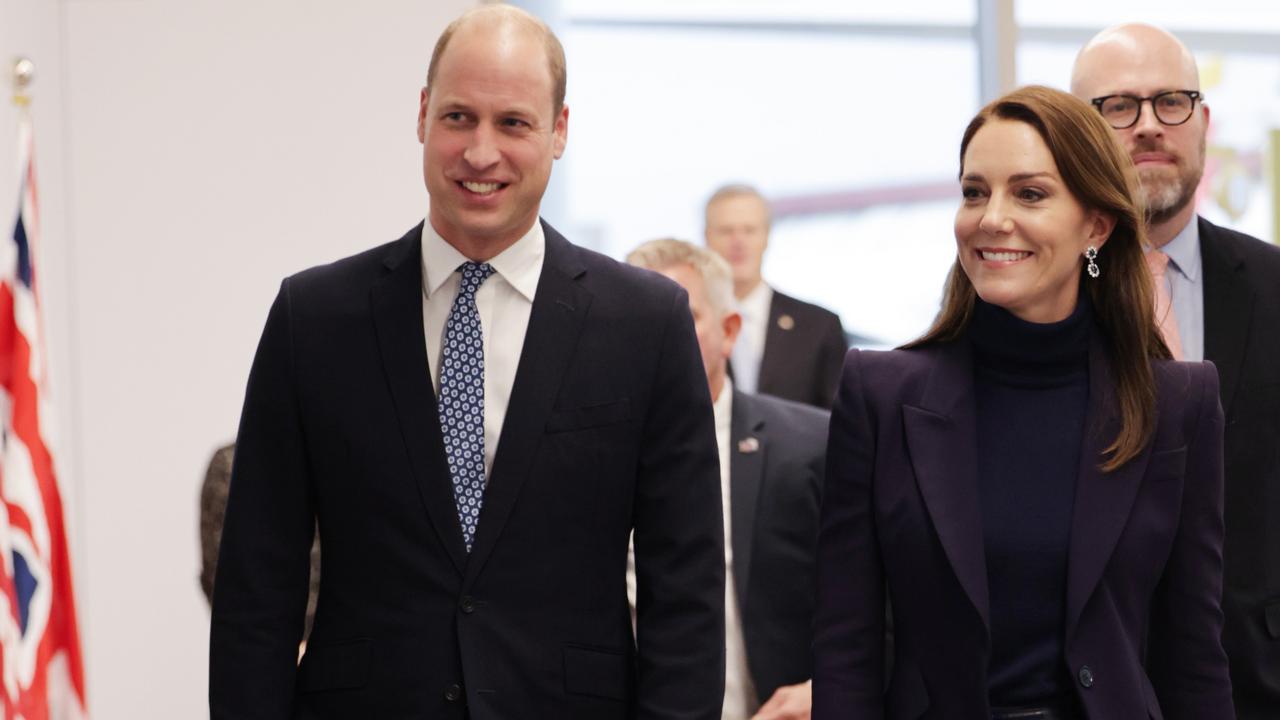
<box><xmin>210</xmin><ymin>6</ymin><xmax>725</xmax><ymax>719</ymax></box>
<box><xmin>1074</xmin><ymin>24</ymin><xmax>1280</xmax><ymax>719</ymax></box>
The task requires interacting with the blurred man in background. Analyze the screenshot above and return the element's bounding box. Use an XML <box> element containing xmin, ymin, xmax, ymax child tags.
<box><xmin>704</xmin><ymin>184</ymin><xmax>847</xmax><ymax>409</ymax></box>
<box><xmin>629</xmin><ymin>238</ymin><xmax>828</xmax><ymax>720</ymax></box>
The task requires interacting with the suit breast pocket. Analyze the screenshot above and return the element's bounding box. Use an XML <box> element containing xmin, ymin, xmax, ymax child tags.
<box><xmin>546</xmin><ymin>398</ymin><xmax>631</xmax><ymax>433</ymax></box>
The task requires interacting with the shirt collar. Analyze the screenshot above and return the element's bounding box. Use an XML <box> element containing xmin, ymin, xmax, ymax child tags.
<box><xmin>421</xmin><ymin>219</ymin><xmax>546</xmax><ymax>301</ymax></box>
<box><xmin>738</xmin><ymin>281</ymin><xmax>772</xmax><ymax>318</ymax></box>
<box><xmin>1159</xmin><ymin>215</ymin><xmax>1201</xmax><ymax>283</ymax></box>
<box><xmin>713</xmin><ymin>376</ymin><xmax>734</xmax><ymax>435</ymax></box>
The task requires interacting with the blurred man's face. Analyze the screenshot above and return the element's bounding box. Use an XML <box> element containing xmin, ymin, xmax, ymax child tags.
<box><xmin>418</xmin><ymin>22</ymin><xmax>568</xmax><ymax>257</ymax></box>
<box><xmin>1072</xmin><ymin>31</ymin><xmax>1207</xmax><ymax>227</ymax></box>
<box><xmin>705</xmin><ymin>194</ymin><xmax>769</xmax><ymax>296</ymax></box>
<box><xmin>657</xmin><ymin>263</ymin><xmax>738</xmax><ymax>400</ymax></box>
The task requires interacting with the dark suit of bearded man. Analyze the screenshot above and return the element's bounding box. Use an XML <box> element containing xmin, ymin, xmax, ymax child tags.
<box><xmin>1199</xmin><ymin>217</ymin><xmax>1280</xmax><ymax>718</ymax></box>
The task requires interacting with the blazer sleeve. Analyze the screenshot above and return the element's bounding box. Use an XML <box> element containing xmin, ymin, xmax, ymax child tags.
<box><xmin>813</xmin><ymin>349</ymin><xmax>886</xmax><ymax>717</ymax></box>
<box><xmin>209</xmin><ymin>281</ymin><xmax>317</xmax><ymax>719</ymax></box>
<box><xmin>1147</xmin><ymin>362</ymin><xmax>1235</xmax><ymax>719</ymax></box>
<box><xmin>631</xmin><ymin>288</ymin><xmax>727</xmax><ymax>720</ymax></box>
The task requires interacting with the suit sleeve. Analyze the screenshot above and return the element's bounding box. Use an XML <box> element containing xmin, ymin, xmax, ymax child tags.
<box><xmin>813</xmin><ymin>349</ymin><xmax>886</xmax><ymax>718</ymax></box>
<box><xmin>814</xmin><ymin>312</ymin><xmax>849</xmax><ymax>410</ymax></box>
<box><xmin>1147</xmin><ymin>362</ymin><xmax>1235</xmax><ymax>719</ymax></box>
<box><xmin>632</xmin><ymin>287</ymin><xmax>726</xmax><ymax>720</ymax></box>
<box><xmin>209</xmin><ymin>281</ymin><xmax>316</xmax><ymax>719</ymax></box>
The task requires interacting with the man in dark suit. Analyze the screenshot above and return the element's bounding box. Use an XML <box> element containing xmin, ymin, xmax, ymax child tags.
<box><xmin>209</xmin><ymin>7</ymin><xmax>725</xmax><ymax>719</ymax></box>
<box><xmin>627</xmin><ymin>239</ymin><xmax>828</xmax><ymax>720</ymax></box>
<box><xmin>1074</xmin><ymin>23</ymin><xmax>1280</xmax><ymax>718</ymax></box>
<box><xmin>703</xmin><ymin>185</ymin><xmax>847</xmax><ymax>409</ymax></box>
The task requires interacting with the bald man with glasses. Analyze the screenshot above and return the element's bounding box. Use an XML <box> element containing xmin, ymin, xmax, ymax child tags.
<box><xmin>1074</xmin><ymin>23</ymin><xmax>1280</xmax><ymax>719</ymax></box>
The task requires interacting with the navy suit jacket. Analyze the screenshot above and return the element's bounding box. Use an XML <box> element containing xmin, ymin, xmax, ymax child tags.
<box><xmin>1199</xmin><ymin>217</ymin><xmax>1280</xmax><ymax>719</ymax></box>
<box><xmin>755</xmin><ymin>291</ymin><xmax>847</xmax><ymax>410</ymax></box>
<box><xmin>813</xmin><ymin>338</ymin><xmax>1233</xmax><ymax>719</ymax></box>
<box><xmin>210</xmin><ymin>222</ymin><xmax>726</xmax><ymax>719</ymax></box>
<box><xmin>729</xmin><ymin>391</ymin><xmax>828</xmax><ymax>701</ymax></box>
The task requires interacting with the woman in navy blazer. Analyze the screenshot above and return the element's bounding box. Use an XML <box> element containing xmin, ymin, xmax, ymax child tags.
<box><xmin>813</xmin><ymin>86</ymin><xmax>1234</xmax><ymax>720</ymax></box>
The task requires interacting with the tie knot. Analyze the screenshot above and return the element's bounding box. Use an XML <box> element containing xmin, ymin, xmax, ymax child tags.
<box><xmin>1144</xmin><ymin>249</ymin><xmax>1170</xmax><ymax>277</ymax></box>
<box><xmin>458</xmin><ymin>262</ymin><xmax>496</xmax><ymax>295</ymax></box>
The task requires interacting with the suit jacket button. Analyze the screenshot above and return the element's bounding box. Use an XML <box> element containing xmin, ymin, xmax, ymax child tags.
<box><xmin>1078</xmin><ymin>665</ymin><xmax>1094</xmax><ymax>688</ymax></box>
<box><xmin>460</xmin><ymin>596</ymin><xmax>475</xmax><ymax>614</ymax></box>
<box><xmin>445</xmin><ymin>683</ymin><xmax>463</xmax><ymax>702</ymax></box>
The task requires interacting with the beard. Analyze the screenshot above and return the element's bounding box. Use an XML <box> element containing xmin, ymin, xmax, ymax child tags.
<box><xmin>1133</xmin><ymin>137</ymin><xmax>1206</xmax><ymax>227</ymax></box>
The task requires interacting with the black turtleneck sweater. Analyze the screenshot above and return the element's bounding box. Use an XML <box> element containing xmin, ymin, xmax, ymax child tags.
<box><xmin>969</xmin><ymin>297</ymin><xmax>1090</xmax><ymax>708</ymax></box>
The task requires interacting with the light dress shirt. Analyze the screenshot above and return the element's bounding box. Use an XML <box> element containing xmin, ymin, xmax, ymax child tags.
<box><xmin>731</xmin><ymin>282</ymin><xmax>772</xmax><ymax>394</ymax></box>
<box><xmin>625</xmin><ymin>378</ymin><xmax>758</xmax><ymax>719</ymax></box>
<box><xmin>421</xmin><ymin>219</ymin><xmax>545</xmax><ymax>478</ymax></box>
<box><xmin>715</xmin><ymin>379</ymin><xmax>760</xmax><ymax>719</ymax></box>
<box><xmin>1158</xmin><ymin>217</ymin><xmax>1204</xmax><ymax>362</ymax></box>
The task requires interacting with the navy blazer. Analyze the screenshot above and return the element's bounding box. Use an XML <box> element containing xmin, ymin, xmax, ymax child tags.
<box><xmin>755</xmin><ymin>291</ymin><xmax>848</xmax><ymax>409</ymax></box>
<box><xmin>210</xmin><ymin>222</ymin><xmax>726</xmax><ymax>719</ymax></box>
<box><xmin>729</xmin><ymin>391</ymin><xmax>828</xmax><ymax>701</ymax></box>
<box><xmin>813</xmin><ymin>338</ymin><xmax>1233</xmax><ymax>719</ymax></box>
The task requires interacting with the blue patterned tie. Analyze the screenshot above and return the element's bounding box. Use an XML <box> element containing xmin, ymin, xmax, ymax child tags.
<box><xmin>439</xmin><ymin>261</ymin><xmax>495</xmax><ymax>553</ymax></box>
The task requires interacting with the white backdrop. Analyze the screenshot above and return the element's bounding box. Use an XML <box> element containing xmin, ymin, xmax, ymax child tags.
<box><xmin>2</xmin><ymin>0</ymin><xmax>473</xmax><ymax>715</ymax></box>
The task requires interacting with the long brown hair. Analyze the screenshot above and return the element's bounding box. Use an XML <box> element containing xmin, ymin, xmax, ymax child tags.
<box><xmin>905</xmin><ymin>85</ymin><xmax>1171</xmax><ymax>471</ymax></box>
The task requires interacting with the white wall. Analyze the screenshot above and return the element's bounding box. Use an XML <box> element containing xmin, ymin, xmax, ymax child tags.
<box><xmin>6</xmin><ymin>0</ymin><xmax>478</xmax><ymax>716</ymax></box>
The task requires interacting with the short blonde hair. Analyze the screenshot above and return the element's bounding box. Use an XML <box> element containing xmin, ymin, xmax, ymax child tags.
<box><xmin>626</xmin><ymin>238</ymin><xmax>736</xmax><ymax>319</ymax></box>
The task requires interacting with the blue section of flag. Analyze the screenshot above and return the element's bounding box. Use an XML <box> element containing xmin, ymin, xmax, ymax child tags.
<box><xmin>12</xmin><ymin>207</ymin><xmax>32</xmax><ymax>289</ymax></box>
<box><xmin>12</xmin><ymin>550</ymin><xmax>36</xmax><ymax>636</ymax></box>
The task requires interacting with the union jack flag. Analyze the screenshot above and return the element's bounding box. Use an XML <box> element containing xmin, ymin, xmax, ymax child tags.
<box><xmin>0</xmin><ymin>106</ymin><xmax>86</xmax><ymax>719</ymax></box>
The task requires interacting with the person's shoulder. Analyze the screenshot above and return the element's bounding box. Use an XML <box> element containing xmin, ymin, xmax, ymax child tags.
<box><xmin>739</xmin><ymin>391</ymin><xmax>830</xmax><ymax>434</ymax></box>
<box><xmin>1199</xmin><ymin>216</ymin><xmax>1280</xmax><ymax>271</ymax></box>
<box><xmin>849</xmin><ymin>344</ymin><xmax>942</xmax><ymax>383</ymax></box>
<box><xmin>549</xmin><ymin>228</ymin><xmax>686</xmax><ymax>308</ymax></box>
<box><xmin>284</xmin><ymin>224</ymin><xmax>418</xmax><ymax>298</ymax></box>
<box><xmin>1152</xmin><ymin>358</ymin><xmax>1220</xmax><ymax>415</ymax></box>
<box><xmin>771</xmin><ymin>289</ymin><xmax>842</xmax><ymax>324</ymax></box>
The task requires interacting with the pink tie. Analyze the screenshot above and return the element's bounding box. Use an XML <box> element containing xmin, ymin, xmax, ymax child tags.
<box><xmin>1145</xmin><ymin>250</ymin><xmax>1184</xmax><ymax>360</ymax></box>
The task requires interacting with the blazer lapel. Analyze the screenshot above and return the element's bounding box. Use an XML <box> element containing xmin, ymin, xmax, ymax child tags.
<box><xmin>902</xmin><ymin>341</ymin><xmax>990</xmax><ymax>632</ymax></box>
<box><xmin>463</xmin><ymin>222</ymin><xmax>592</xmax><ymax>587</ymax></box>
<box><xmin>1064</xmin><ymin>339</ymin><xmax>1152</xmax><ymax>640</ymax></box>
<box><xmin>369</xmin><ymin>223</ymin><xmax>468</xmax><ymax>575</ymax></box>
<box><xmin>1200</xmin><ymin>217</ymin><xmax>1252</xmax><ymax>417</ymax></box>
<box><xmin>729</xmin><ymin>391</ymin><xmax>766</xmax><ymax>607</ymax></box>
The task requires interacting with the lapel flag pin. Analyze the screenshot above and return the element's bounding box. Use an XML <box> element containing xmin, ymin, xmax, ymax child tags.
<box><xmin>738</xmin><ymin>437</ymin><xmax>760</xmax><ymax>454</ymax></box>
<box><xmin>777</xmin><ymin>314</ymin><xmax>795</xmax><ymax>330</ymax></box>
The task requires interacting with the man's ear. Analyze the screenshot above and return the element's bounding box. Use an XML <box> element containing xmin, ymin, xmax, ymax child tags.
<box><xmin>417</xmin><ymin>87</ymin><xmax>430</xmax><ymax>144</ymax></box>
<box><xmin>552</xmin><ymin>104</ymin><xmax>569</xmax><ymax>159</ymax></box>
<box><xmin>722</xmin><ymin>311</ymin><xmax>742</xmax><ymax>359</ymax></box>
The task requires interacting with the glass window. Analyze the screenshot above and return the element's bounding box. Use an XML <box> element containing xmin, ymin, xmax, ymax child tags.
<box><xmin>564</xmin><ymin>24</ymin><xmax>978</xmax><ymax>343</ymax></box>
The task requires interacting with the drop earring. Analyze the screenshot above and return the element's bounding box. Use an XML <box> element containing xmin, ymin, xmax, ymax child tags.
<box><xmin>1084</xmin><ymin>246</ymin><xmax>1100</xmax><ymax>278</ymax></box>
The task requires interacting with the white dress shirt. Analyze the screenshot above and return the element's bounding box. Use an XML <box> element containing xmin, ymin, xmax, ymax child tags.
<box><xmin>731</xmin><ymin>282</ymin><xmax>772</xmax><ymax>394</ymax></box>
<box><xmin>421</xmin><ymin>220</ymin><xmax>545</xmax><ymax>478</ymax></box>
<box><xmin>716</xmin><ymin>379</ymin><xmax>760</xmax><ymax>719</ymax></box>
<box><xmin>1159</xmin><ymin>216</ymin><xmax>1205</xmax><ymax>362</ymax></box>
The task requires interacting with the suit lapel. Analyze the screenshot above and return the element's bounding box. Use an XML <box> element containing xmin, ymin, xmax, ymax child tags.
<box><xmin>756</xmin><ymin>293</ymin><xmax>786</xmax><ymax>394</ymax></box>
<box><xmin>1064</xmin><ymin>339</ymin><xmax>1152</xmax><ymax>640</ymax></box>
<box><xmin>463</xmin><ymin>222</ymin><xmax>592</xmax><ymax>587</ymax></box>
<box><xmin>369</xmin><ymin>223</ymin><xmax>468</xmax><ymax>575</ymax></box>
<box><xmin>729</xmin><ymin>391</ymin><xmax>766</xmax><ymax>607</ymax></box>
<box><xmin>902</xmin><ymin>341</ymin><xmax>990</xmax><ymax>632</ymax></box>
<box><xmin>1200</xmin><ymin>217</ymin><xmax>1252</xmax><ymax>417</ymax></box>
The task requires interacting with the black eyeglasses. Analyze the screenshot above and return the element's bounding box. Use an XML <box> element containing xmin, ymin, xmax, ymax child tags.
<box><xmin>1090</xmin><ymin>91</ymin><xmax>1202</xmax><ymax>129</ymax></box>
